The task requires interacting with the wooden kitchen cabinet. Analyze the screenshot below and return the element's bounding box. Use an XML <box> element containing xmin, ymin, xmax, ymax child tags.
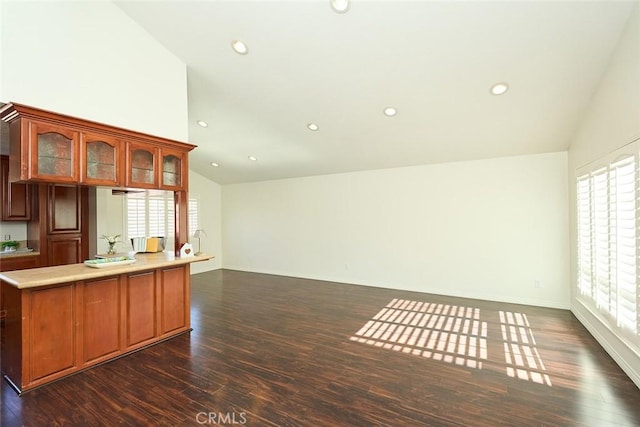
<box><xmin>159</xmin><ymin>265</ymin><xmax>189</xmax><ymax>335</ymax></box>
<box><xmin>27</xmin><ymin>184</ymin><xmax>89</xmax><ymax>267</ymax></box>
<box><xmin>0</xmin><ymin>256</ymin><xmax>198</xmax><ymax>393</ymax></box>
<box><xmin>81</xmin><ymin>132</ymin><xmax>122</xmax><ymax>186</ymax></box>
<box><xmin>125</xmin><ymin>270</ymin><xmax>157</xmax><ymax>349</ymax></box>
<box><xmin>0</xmin><ymin>102</ymin><xmax>195</xmax><ymax>257</ymax></box>
<box><xmin>79</xmin><ymin>276</ymin><xmax>121</xmax><ymax>366</ymax></box>
<box><xmin>29</xmin><ymin>285</ymin><xmax>76</xmax><ymax>382</ymax></box>
<box><xmin>160</xmin><ymin>148</ymin><xmax>187</xmax><ymax>191</ymax></box>
<box><xmin>0</xmin><ymin>155</ymin><xmax>31</xmax><ymax>220</ymax></box>
<box><xmin>126</xmin><ymin>142</ymin><xmax>158</xmax><ymax>189</ymax></box>
<box><xmin>0</xmin><ymin>256</ymin><xmax>40</xmax><ymax>272</ymax></box>
<box><xmin>10</xmin><ymin>119</ymin><xmax>80</xmax><ymax>183</ymax></box>
<box><xmin>0</xmin><ymin>103</ymin><xmax>194</xmax><ymax>191</ymax></box>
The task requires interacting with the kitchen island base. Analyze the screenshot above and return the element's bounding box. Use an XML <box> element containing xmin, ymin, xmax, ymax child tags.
<box><xmin>0</xmin><ymin>253</ymin><xmax>212</xmax><ymax>394</ymax></box>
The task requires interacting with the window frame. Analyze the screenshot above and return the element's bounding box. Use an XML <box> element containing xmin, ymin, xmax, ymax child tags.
<box><xmin>575</xmin><ymin>140</ymin><xmax>640</xmax><ymax>349</ymax></box>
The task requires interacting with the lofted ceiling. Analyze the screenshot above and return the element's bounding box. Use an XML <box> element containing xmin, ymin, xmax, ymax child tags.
<box><xmin>115</xmin><ymin>0</ymin><xmax>637</xmax><ymax>184</ymax></box>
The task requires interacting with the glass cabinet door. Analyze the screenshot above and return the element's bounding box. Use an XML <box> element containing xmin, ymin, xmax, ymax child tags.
<box><xmin>161</xmin><ymin>150</ymin><xmax>184</xmax><ymax>189</ymax></box>
<box><xmin>30</xmin><ymin>121</ymin><xmax>79</xmax><ymax>182</ymax></box>
<box><xmin>82</xmin><ymin>133</ymin><xmax>120</xmax><ymax>186</ymax></box>
<box><xmin>127</xmin><ymin>143</ymin><xmax>158</xmax><ymax>188</ymax></box>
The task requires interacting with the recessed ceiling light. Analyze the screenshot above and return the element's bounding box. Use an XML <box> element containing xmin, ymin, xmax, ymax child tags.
<box><xmin>231</xmin><ymin>40</ymin><xmax>249</xmax><ymax>55</ymax></box>
<box><xmin>490</xmin><ymin>82</ymin><xmax>509</xmax><ymax>96</ymax></box>
<box><xmin>210</xmin><ymin>162</ymin><xmax>219</xmax><ymax>167</ymax></box>
<box><xmin>383</xmin><ymin>107</ymin><xmax>397</xmax><ymax>117</ymax></box>
<box><xmin>248</xmin><ymin>155</ymin><xmax>257</xmax><ymax>161</ymax></box>
<box><xmin>331</xmin><ymin>0</ymin><xmax>350</xmax><ymax>13</ymax></box>
<box><xmin>307</xmin><ymin>123</ymin><xmax>319</xmax><ymax>131</ymax></box>
<box><xmin>197</xmin><ymin>120</ymin><xmax>208</xmax><ymax>128</ymax></box>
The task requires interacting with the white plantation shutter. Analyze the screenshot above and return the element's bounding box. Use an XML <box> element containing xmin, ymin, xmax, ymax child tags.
<box><xmin>577</xmin><ymin>176</ymin><xmax>592</xmax><ymax>297</ymax></box>
<box><xmin>576</xmin><ymin>143</ymin><xmax>640</xmax><ymax>347</ymax></box>
<box><xmin>166</xmin><ymin>197</ymin><xmax>175</xmax><ymax>250</ymax></box>
<box><xmin>189</xmin><ymin>198</ymin><xmax>199</xmax><ymax>237</ymax></box>
<box><xmin>127</xmin><ymin>198</ymin><xmax>146</xmax><ymax>238</ymax></box>
<box><xmin>592</xmin><ymin>168</ymin><xmax>610</xmax><ymax>311</ymax></box>
<box><xmin>147</xmin><ymin>197</ymin><xmax>164</xmax><ymax>237</ymax></box>
<box><xmin>610</xmin><ymin>157</ymin><xmax>638</xmax><ymax>334</ymax></box>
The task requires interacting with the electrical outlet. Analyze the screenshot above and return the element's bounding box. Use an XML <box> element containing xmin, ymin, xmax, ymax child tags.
<box><xmin>3</xmin><ymin>234</ymin><xmax>10</xmax><ymax>241</ymax></box>
<box><xmin>534</xmin><ymin>280</ymin><xmax>542</xmax><ymax>289</ymax></box>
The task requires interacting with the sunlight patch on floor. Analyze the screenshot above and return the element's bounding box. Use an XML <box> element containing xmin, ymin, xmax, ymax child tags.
<box><xmin>350</xmin><ymin>298</ymin><xmax>488</xmax><ymax>369</ymax></box>
<box><xmin>500</xmin><ymin>310</ymin><xmax>552</xmax><ymax>386</ymax></box>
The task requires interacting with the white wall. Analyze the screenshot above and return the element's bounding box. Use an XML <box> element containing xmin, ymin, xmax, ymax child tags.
<box><xmin>568</xmin><ymin>2</ymin><xmax>640</xmax><ymax>388</ymax></box>
<box><xmin>1</xmin><ymin>1</ymin><xmax>188</xmax><ymax>141</ymax></box>
<box><xmin>223</xmin><ymin>152</ymin><xmax>570</xmax><ymax>308</ymax></box>
<box><xmin>95</xmin><ymin>187</ymin><xmax>126</xmax><ymax>254</ymax></box>
<box><xmin>189</xmin><ymin>169</ymin><xmax>222</xmax><ymax>274</ymax></box>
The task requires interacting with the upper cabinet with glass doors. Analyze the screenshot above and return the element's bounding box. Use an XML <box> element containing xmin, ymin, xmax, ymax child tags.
<box><xmin>0</xmin><ymin>103</ymin><xmax>195</xmax><ymax>191</ymax></box>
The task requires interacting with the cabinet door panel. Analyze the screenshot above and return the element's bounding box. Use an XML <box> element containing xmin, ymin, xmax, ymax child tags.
<box><xmin>1</xmin><ymin>155</ymin><xmax>31</xmax><ymax>220</ymax></box>
<box><xmin>81</xmin><ymin>133</ymin><xmax>121</xmax><ymax>186</ymax></box>
<box><xmin>0</xmin><ymin>256</ymin><xmax>40</xmax><ymax>272</ymax></box>
<box><xmin>48</xmin><ymin>185</ymin><xmax>82</xmax><ymax>233</ymax></box>
<box><xmin>82</xmin><ymin>277</ymin><xmax>120</xmax><ymax>363</ymax></box>
<box><xmin>29</xmin><ymin>121</ymin><xmax>79</xmax><ymax>182</ymax></box>
<box><xmin>126</xmin><ymin>143</ymin><xmax>158</xmax><ymax>189</ymax></box>
<box><xmin>126</xmin><ymin>271</ymin><xmax>156</xmax><ymax>347</ymax></box>
<box><xmin>30</xmin><ymin>285</ymin><xmax>75</xmax><ymax>382</ymax></box>
<box><xmin>48</xmin><ymin>236</ymin><xmax>82</xmax><ymax>266</ymax></box>
<box><xmin>160</xmin><ymin>148</ymin><xmax>186</xmax><ymax>190</ymax></box>
<box><xmin>160</xmin><ymin>266</ymin><xmax>187</xmax><ymax>334</ymax></box>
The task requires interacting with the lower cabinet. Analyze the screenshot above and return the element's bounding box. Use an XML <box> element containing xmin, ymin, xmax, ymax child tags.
<box><xmin>160</xmin><ymin>266</ymin><xmax>190</xmax><ymax>334</ymax></box>
<box><xmin>48</xmin><ymin>235</ymin><xmax>83</xmax><ymax>266</ymax></box>
<box><xmin>0</xmin><ymin>256</ymin><xmax>40</xmax><ymax>272</ymax></box>
<box><xmin>80</xmin><ymin>276</ymin><xmax>121</xmax><ymax>365</ymax></box>
<box><xmin>1</xmin><ymin>264</ymin><xmax>190</xmax><ymax>393</ymax></box>
<box><xmin>30</xmin><ymin>285</ymin><xmax>76</xmax><ymax>382</ymax></box>
<box><xmin>126</xmin><ymin>270</ymin><xmax>157</xmax><ymax>348</ymax></box>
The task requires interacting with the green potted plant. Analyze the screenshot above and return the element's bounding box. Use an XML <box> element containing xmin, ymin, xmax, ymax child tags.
<box><xmin>102</xmin><ymin>234</ymin><xmax>121</xmax><ymax>255</ymax></box>
<box><xmin>1</xmin><ymin>240</ymin><xmax>20</xmax><ymax>252</ymax></box>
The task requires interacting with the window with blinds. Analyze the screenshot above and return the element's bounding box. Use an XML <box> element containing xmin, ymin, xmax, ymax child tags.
<box><xmin>576</xmin><ymin>144</ymin><xmax>639</xmax><ymax>346</ymax></box>
<box><xmin>189</xmin><ymin>198</ymin><xmax>198</xmax><ymax>237</ymax></box>
<box><xmin>125</xmin><ymin>192</ymin><xmax>199</xmax><ymax>252</ymax></box>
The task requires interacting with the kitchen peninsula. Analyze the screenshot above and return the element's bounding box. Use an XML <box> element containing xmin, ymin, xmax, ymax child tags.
<box><xmin>1</xmin><ymin>252</ymin><xmax>213</xmax><ymax>393</ymax></box>
<box><xmin>0</xmin><ymin>102</ymin><xmax>209</xmax><ymax>394</ymax></box>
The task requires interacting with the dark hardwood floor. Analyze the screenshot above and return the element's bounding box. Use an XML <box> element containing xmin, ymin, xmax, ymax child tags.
<box><xmin>2</xmin><ymin>269</ymin><xmax>639</xmax><ymax>426</ymax></box>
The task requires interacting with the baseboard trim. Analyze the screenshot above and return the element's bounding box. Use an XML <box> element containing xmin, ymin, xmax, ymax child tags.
<box><xmin>571</xmin><ymin>305</ymin><xmax>640</xmax><ymax>390</ymax></box>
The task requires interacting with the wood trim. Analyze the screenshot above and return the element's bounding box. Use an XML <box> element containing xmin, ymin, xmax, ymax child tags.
<box><xmin>0</xmin><ymin>103</ymin><xmax>196</xmax><ymax>152</ymax></box>
<box><xmin>174</xmin><ymin>191</ymin><xmax>189</xmax><ymax>256</ymax></box>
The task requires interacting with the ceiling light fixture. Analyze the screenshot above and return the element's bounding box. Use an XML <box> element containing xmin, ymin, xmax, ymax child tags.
<box><xmin>490</xmin><ymin>82</ymin><xmax>509</xmax><ymax>96</ymax></box>
<box><xmin>383</xmin><ymin>107</ymin><xmax>397</xmax><ymax>117</ymax></box>
<box><xmin>210</xmin><ymin>162</ymin><xmax>219</xmax><ymax>167</ymax></box>
<box><xmin>331</xmin><ymin>0</ymin><xmax>350</xmax><ymax>13</ymax></box>
<box><xmin>307</xmin><ymin>123</ymin><xmax>319</xmax><ymax>131</ymax></box>
<box><xmin>197</xmin><ymin>120</ymin><xmax>208</xmax><ymax>128</ymax></box>
<box><xmin>248</xmin><ymin>156</ymin><xmax>257</xmax><ymax>161</ymax></box>
<box><xmin>231</xmin><ymin>40</ymin><xmax>249</xmax><ymax>55</ymax></box>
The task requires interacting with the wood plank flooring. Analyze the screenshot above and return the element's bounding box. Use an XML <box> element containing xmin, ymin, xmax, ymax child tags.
<box><xmin>2</xmin><ymin>269</ymin><xmax>640</xmax><ymax>426</ymax></box>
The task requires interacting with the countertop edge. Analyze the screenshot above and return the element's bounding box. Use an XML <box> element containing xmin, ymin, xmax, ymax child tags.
<box><xmin>0</xmin><ymin>253</ymin><xmax>215</xmax><ymax>289</ymax></box>
<box><xmin>0</xmin><ymin>251</ymin><xmax>40</xmax><ymax>259</ymax></box>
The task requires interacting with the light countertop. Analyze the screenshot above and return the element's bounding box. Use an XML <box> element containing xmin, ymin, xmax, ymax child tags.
<box><xmin>0</xmin><ymin>252</ymin><xmax>214</xmax><ymax>289</ymax></box>
<box><xmin>0</xmin><ymin>249</ymin><xmax>40</xmax><ymax>258</ymax></box>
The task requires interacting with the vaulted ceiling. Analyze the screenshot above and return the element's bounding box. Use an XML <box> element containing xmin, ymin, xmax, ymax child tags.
<box><xmin>115</xmin><ymin>1</ymin><xmax>636</xmax><ymax>184</ymax></box>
